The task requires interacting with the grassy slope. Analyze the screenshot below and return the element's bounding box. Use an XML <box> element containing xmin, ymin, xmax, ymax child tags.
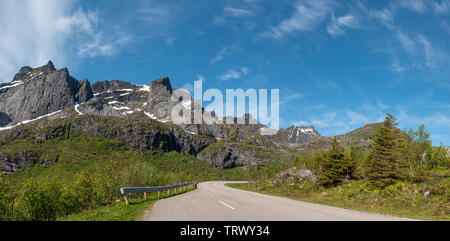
<box><xmin>227</xmin><ymin>178</ymin><xmax>449</xmax><ymax>221</ymax></box>
<box><xmin>59</xmin><ymin>186</ymin><xmax>195</xmax><ymax>221</ymax></box>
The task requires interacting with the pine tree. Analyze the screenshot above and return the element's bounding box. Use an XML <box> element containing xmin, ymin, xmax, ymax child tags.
<box><xmin>366</xmin><ymin>113</ymin><xmax>400</xmax><ymax>188</ymax></box>
<box><xmin>318</xmin><ymin>137</ymin><xmax>355</xmax><ymax>187</ymax></box>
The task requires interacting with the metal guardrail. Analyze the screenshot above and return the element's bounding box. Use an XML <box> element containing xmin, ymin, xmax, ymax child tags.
<box><xmin>120</xmin><ymin>178</ymin><xmax>245</xmax><ymax>205</ymax></box>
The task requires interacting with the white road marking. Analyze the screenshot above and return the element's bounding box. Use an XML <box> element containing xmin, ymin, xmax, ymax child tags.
<box><xmin>219</xmin><ymin>201</ymin><xmax>235</xmax><ymax>210</ymax></box>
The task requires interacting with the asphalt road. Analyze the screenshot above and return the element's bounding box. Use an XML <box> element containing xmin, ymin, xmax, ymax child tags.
<box><xmin>145</xmin><ymin>181</ymin><xmax>413</xmax><ymax>221</ymax></box>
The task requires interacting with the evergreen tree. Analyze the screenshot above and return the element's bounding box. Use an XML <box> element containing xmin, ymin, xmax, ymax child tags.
<box><xmin>366</xmin><ymin>113</ymin><xmax>400</xmax><ymax>188</ymax></box>
<box><xmin>318</xmin><ymin>137</ymin><xmax>355</xmax><ymax>187</ymax></box>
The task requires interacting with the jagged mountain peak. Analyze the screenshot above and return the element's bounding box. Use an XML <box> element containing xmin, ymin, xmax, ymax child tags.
<box><xmin>0</xmin><ymin>61</ymin><xmax>92</xmax><ymax>127</ymax></box>
<box><xmin>150</xmin><ymin>77</ymin><xmax>172</xmax><ymax>92</ymax></box>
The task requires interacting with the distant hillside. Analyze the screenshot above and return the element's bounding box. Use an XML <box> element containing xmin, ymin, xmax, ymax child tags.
<box><xmin>296</xmin><ymin>123</ymin><xmax>383</xmax><ymax>152</ymax></box>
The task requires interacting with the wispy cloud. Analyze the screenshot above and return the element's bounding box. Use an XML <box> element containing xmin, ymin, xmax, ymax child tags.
<box><xmin>223</xmin><ymin>7</ymin><xmax>253</xmax><ymax>18</ymax></box>
<box><xmin>262</xmin><ymin>0</ymin><xmax>335</xmax><ymax>39</ymax></box>
<box><xmin>393</xmin><ymin>31</ymin><xmax>441</xmax><ymax>70</ymax></box>
<box><xmin>166</xmin><ymin>37</ymin><xmax>176</xmax><ymax>46</ymax></box>
<box><xmin>433</xmin><ymin>0</ymin><xmax>450</xmax><ymax>14</ymax></box>
<box><xmin>136</xmin><ymin>5</ymin><xmax>172</xmax><ymax>24</ymax></box>
<box><xmin>280</xmin><ymin>93</ymin><xmax>304</xmax><ymax>105</ymax></box>
<box><xmin>218</xmin><ymin>67</ymin><xmax>249</xmax><ymax>81</ymax></box>
<box><xmin>210</xmin><ymin>43</ymin><xmax>240</xmax><ymax>64</ymax></box>
<box><xmin>0</xmin><ymin>0</ymin><xmax>131</xmax><ymax>83</ymax></box>
<box><xmin>395</xmin><ymin>31</ymin><xmax>415</xmax><ymax>53</ymax></box>
<box><xmin>399</xmin><ymin>0</ymin><xmax>428</xmax><ymax>14</ymax></box>
<box><xmin>327</xmin><ymin>13</ymin><xmax>360</xmax><ymax>37</ymax></box>
<box><xmin>368</xmin><ymin>8</ymin><xmax>395</xmax><ymax>28</ymax></box>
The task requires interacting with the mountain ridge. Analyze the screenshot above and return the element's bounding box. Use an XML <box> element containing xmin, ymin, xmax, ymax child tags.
<box><xmin>0</xmin><ymin>61</ymin><xmax>382</xmax><ymax>173</ymax></box>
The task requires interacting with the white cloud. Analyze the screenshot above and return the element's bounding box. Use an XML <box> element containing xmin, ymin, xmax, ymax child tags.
<box><xmin>433</xmin><ymin>0</ymin><xmax>450</xmax><ymax>14</ymax></box>
<box><xmin>346</xmin><ymin>110</ymin><xmax>370</xmax><ymax>125</ymax></box>
<box><xmin>292</xmin><ymin>121</ymin><xmax>310</xmax><ymax>127</ymax></box>
<box><xmin>280</xmin><ymin>93</ymin><xmax>304</xmax><ymax>105</ymax></box>
<box><xmin>327</xmin><ymin>14</ymin><xmax>360</xmax><ymax>37</ymax></box>
<box><xmin>165</xmin><ymin>37</ymin><xmax>176</xmax><ymax>46</ymax></box>
<box><xmin>218</xmin><ymin>67</ymin><xmax>249</xmax><ymax>81</ymax></box>
<box><xmin>418</xmin><ymin>35</ymin><xmax>435</xmax><ymax>68</ymax></box>
<box><xmin>223</xmin><ymin>7</ymin><xmax>253</xmax><ymax>18</ymax></box>
<box><xmin>262</xmin><ymin>0</ymin><xmax>335</xmax><ymax>39</ymax></box>
<box><xmin>78</xmin><ymin>32</ymin><xmax>131</xmax><ymax>58</ymax></box>
<box><xmin>393</xmin><ymin>32</ymin><xmax>441</xmax><ymax>70</ymax></box>
<box><xmin>368</xmin><ymin>8</ymin><xmax>395</xmax><ymax>28</ymax></box>
<box><xmin>0</xmin><ymin>0</ymin><xmax>130</xmax><ymax>83</ymax></box>
<box><xmin>137</xmin><ymin>6</ymin><xmax>172</xmax><ymax>24</ymax></box>
<box><xmin>210</xmin><ymin>43</ymin><xmax>240</xmax><ymax>64</ymax></box>
<box><xmin>395</xmin><ymin>31</ymin><xmax>415</xmax><ymax>53</ymax></box>
<box><xmin>399</xmin><ymin>0</ymin><xmax>428</xmax><ymax>14</ymax></box>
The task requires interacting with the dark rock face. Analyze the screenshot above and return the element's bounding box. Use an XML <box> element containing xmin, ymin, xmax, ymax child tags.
<box><xmin>144</xmin><ymin>77</ymin><xmax>178</xmax><ymax>121</ymax></box>
<box><xmin>77</xmin><ymin>99</ymin><xmax>121</xmax><ymax>116</ymax></box>
<box><xmin>0</xmin><ymin>61</ymin><xmax>94</xmax><ymax>127</ymax></box>
<box><xmin>197</xmin><ymin>144</ymin><xmax>278</xmax><ymax>169</ymax></box>
<box><xmin>0</xmin><ymin>151</ymin><xmax>58</xmax><ymax>174</ymax></box>
<box><xmin>77</xmin><ymin>79</ymin><xmax>94</xmax><ymax>103</ymax></box>
<box><xmin>278</xmin><ymin>126</ymin><xmax>320</xmax><ymax>144</ymax></box>
<box><xmin>91</xmin><ymin>80</ymin><xmax>138</xmax><ymax>94</ymax></box>
<box><xmin>0</xmin><ymin>112</ymin><xmax>11</xmax><ymax>127</ymax></box>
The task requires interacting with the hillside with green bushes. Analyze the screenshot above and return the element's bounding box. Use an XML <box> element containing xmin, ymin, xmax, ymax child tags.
<box><xmin>0</xmin><ymin>136</ymin><xmax>243</xmax><ymax>221</ymax></box>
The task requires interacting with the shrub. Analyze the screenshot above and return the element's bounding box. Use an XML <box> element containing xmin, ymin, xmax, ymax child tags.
<box><xmin>14</xmin><ymin>180</ymin><xmax>61</xmax><ymax>221</ymax></box>
<box><xmin>0</xmin><ymin>174</ymin><xmax>13</xmax><ymax>220</ymax></box>
<box><xmin>60</xmin><ymin>172</ymin><xmax>99</xmax><ymax>215</ymax></box>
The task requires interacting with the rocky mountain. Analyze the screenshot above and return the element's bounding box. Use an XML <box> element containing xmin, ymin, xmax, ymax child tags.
<box><xmin>278</xmin><ymin>126</ymin><xmax>320</xmax><ymax>144</ymax></box>
<box><xmin>0</xmin><ymin>61</ymin><xmax>93</xmax><ymax>128</ymax></box>
<box><xmin>0</xmin><ymin>61</ymin><xmax>382</xmax><ymax>174</ymax></box>
<box><xmin>0</xmin><ymin>61</ymin><xmax>290</xmax><ymax>173</ymax></box>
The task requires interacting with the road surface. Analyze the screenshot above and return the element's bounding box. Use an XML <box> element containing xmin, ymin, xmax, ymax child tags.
<box><xmin>145</xmin><ymin>181</ymin><xmax>414</xmax><ymax>221</ymax></box>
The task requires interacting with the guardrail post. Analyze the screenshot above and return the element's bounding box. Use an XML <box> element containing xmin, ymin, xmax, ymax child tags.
<box><xmin>184</xmin><ymin>186</ymin><xmax>186</xmax><ymax>191</ymax></box>
<box><xmin>124</xmin><ymin>194</ymin><xmax>129</xmax><ymax>205</ymax></box>
<box><xmin>144</xmin><ymin>192</ymin><xmax>147</xmax><ymax>200</ymax></box>
<box><xmin>158</xmin><ymin>191</ymin><xmax>160</xmax><ymax>198</ymax></box>
<box><xmin>167</xmin><ymin>189</ymin><xmax>170</xmax><ymax>195</ymax></box>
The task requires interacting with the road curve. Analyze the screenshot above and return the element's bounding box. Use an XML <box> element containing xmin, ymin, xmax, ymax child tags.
<box><xmin>145</xmin><ymin>181</ymin><xmax>414</xmax><ymax>221</ymax></box>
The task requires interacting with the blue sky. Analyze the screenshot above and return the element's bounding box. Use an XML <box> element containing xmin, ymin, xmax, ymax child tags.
<box><xmin>1</xmin><ymin>0</ymin><xmax>449</xmax><ymax>145</ymax></box>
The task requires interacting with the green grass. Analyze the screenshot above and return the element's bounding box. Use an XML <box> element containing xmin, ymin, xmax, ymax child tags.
<box><xmin>227</xmin><ymin>180</ymin><xmax>449</xmax><ymax>221</ymax></box>
<box><xmin>59</xmin><ymin>185</ymin><xmax>195</xmax><ymax>221</ymax></box>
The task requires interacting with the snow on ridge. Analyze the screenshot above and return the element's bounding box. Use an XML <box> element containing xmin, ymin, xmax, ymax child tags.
<box><xmin>184</xmin><ymin>130</ymin><xmax>197</xmax><ymax>135</ymax></box>
<box><xmin>108</xmin><ymin>101</ymin><xmax>122</xmax><ymax>105</ymax></box>
<box><xmin>0</xmin><ymin>110</ymin><xmax>62</xmax><ymax>131</ymax></box>
<box><xmin>0</xmin><ymin>81</ymin><xmax>24</xmax><ymax>91</ymax></box>
<box><xmin>138</xmin><ymin>85</ymin><xmax>150</xmax><ymax>92</ymax></box>
<box><xmin>74</xmin><ymin>104</ymin><xmax>84</xmax><ymax>115</ymax></box>
<box><xmin>144</xmin><ymin>111</ymin><xmax>157</xmax><ymax>120</ymax></box>
<box><xmin>112</xmin><ymin>106</ymin><xmax>131</xmax><ymax>111</ymax></box>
